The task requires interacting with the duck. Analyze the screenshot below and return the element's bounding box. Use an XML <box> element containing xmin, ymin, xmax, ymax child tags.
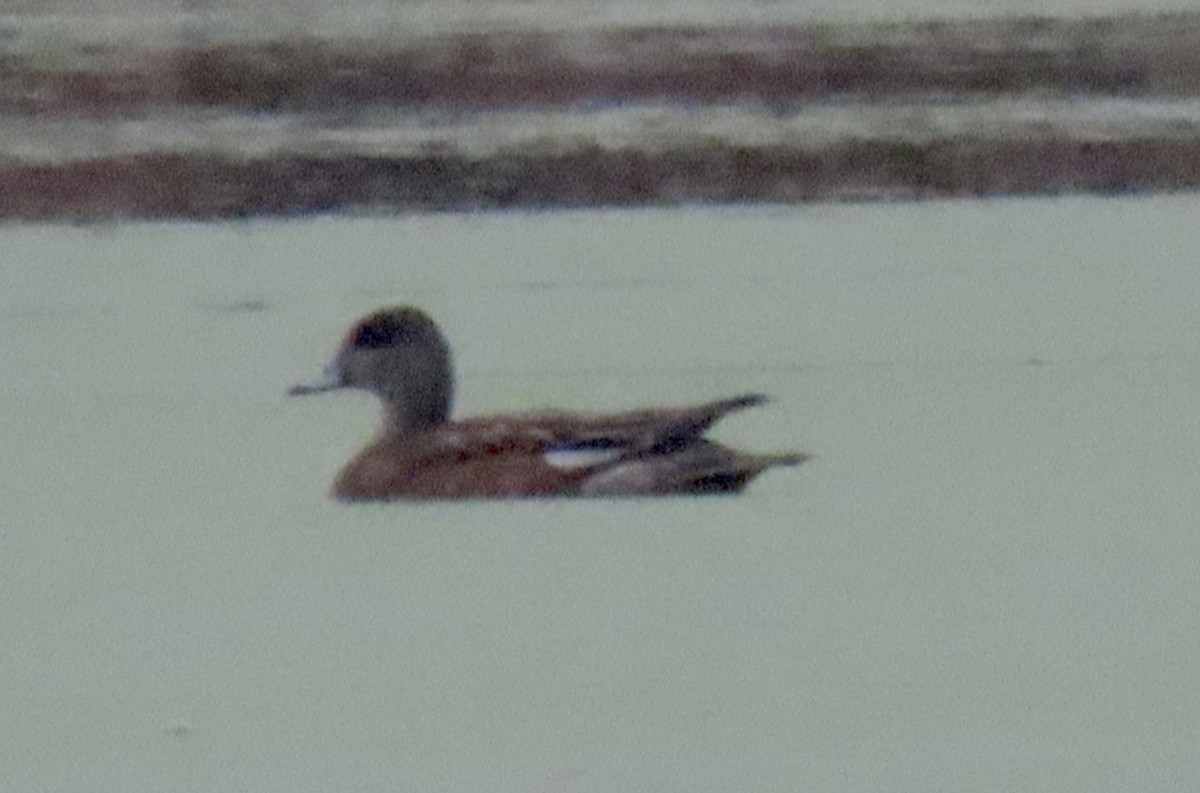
<box><xmin>289</xmin><ymin>306</ymin><xmax>806</xmax><ymax>500</ymax></box>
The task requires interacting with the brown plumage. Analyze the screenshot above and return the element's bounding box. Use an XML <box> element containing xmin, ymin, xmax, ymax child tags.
<box><xmin>289</xmin><ymin>306</ymin><xmax>806</xmax><ymax>500</ymax></box>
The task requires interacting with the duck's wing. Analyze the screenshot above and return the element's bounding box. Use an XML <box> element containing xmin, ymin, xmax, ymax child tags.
<box><xmin>455</xmin><ymin>392</ymin><xmax>805</xmax><ymax>496</ymax></box>
<box><xmin>461</xmin><ymin>393</ymin><xmax>774</xmax><ymax>453</ymax></box>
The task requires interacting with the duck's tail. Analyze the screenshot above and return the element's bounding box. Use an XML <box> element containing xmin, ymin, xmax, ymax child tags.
<box><xmin>706</xmin><ymin>392</ymin><xmax>770</xmax><ymax>415</ymax></box>
<box><xmin>751</xmin><ymin>451</ymin><xmax>810</xmax><ymax>469</ymax></box>
<box><xmin>677</xmin><ymin>445</ymin><xmax>809</xmax><ymax>495</ymax></box>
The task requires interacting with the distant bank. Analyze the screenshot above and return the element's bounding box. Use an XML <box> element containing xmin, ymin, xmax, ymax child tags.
<box><xmin>4</xmin><ymin>12</ymin><xmax>1200</xmax><ymax>220</ymax></box>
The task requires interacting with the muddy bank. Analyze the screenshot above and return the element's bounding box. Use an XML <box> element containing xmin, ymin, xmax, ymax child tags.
<box><xmin>5</xmin><ymin>136</ymin><xmax>1198</xmax><ymax>221</ymax></box>
<box><xmin>5</xmin><ymin>12</ymin><xmax>1200</xmax><ymax>220</ymax></box>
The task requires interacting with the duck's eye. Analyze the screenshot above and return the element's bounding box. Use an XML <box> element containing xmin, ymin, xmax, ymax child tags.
<box><xmin>349</xmin><ymin>310</ymin><xmax>432</xmax><ymax>349</ymax></box>
<box><xmin>352</xmin><ymin>319</ymin><xmax>403</xmax><ymax>348</ymax></box>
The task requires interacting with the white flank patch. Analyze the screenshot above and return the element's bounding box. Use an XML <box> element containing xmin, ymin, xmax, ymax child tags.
<box><xmin>543</xmin><ymin>447</ymin><xmax>624</xmax><ymax>470</ymax></box>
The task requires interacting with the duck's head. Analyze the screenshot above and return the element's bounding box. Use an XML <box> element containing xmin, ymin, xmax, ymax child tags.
<box><xmin>289</xmin><ymin>306</ymin><xmax>454</xmax><ymax>431</ymax></box>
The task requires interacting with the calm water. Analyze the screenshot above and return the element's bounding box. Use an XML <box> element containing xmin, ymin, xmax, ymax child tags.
<box><xmin>4</xmin><ymin>196</ymin><xmax>1200</xmax><ymax>791</ymax></box>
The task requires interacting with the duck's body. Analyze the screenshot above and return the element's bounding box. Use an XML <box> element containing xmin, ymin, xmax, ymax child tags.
<box><xmin>331</xmin><ymin>395</ymin><xmax>802</xmax><ymax>500</ymax></box>
<box><xmin>290</xmin><ymin>307</ymin><xmax>805</xmax><ymax>501</ymax></box>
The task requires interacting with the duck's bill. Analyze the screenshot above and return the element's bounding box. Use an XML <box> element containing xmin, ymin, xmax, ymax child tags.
<box><xmin>287</xmin><ymin>363</ymin><xmax>344</xmax><ymax>396</ymax></box>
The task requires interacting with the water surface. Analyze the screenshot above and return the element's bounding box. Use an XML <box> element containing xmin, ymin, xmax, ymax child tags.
<box><xmin>3</xmin><ymin>196</ymin><xmax>1200</xmax><ymax>791</ymax></box>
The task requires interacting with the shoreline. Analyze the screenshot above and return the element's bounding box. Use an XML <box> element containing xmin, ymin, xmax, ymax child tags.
<box><xmin>6</xmin><ymin>136</ymin><xmax>1200</xmax><ymax>222</ymax></box>
<box><xmin>5</xmin><ymin>12</ymin><xmax>1200</xmax><ymax>221</ymax></box>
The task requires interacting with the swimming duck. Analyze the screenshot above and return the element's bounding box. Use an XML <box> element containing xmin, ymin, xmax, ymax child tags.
<box><xmin>289</xmin><ymin>306</ymin><xmax>806</xmax><ymax>500</ymax></box>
